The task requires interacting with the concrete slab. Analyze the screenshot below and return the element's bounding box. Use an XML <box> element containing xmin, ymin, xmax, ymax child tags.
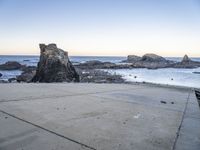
<box><xmin>0</xmin><ymin>95</ymin><xmax>183</xmax><ymax>150</ymax></box>
<box><xmin>0</xmin><ymin>83</ymin><xmax>142</xmax><ymax>102</ymax></box>
<box><xmin>0</xmin><ymin>83</ymin><xmax>75</xmax><ymax>102</ymax></box>
<box><xmin>0</xmin><ymin>83</ymin><xmax>199</xmax><ymax>150</ymax></box>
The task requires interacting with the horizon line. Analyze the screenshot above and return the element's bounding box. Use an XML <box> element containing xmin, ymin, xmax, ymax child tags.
<box><xmin>0</xmin><ymin>54</ymin><xmax>200</xmax><ymax>58</ymax></box>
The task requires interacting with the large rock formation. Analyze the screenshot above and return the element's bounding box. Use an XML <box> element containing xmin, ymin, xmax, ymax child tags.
<box><xmin>132</xmin><ymin>53</ymin><xmax>173</xmax><ymax>69</ymax></box>
<box><xmin>0</xmin><ymin>61</ymin><xmax>23</xmax><ymax>70</ymax></box>
<box><xmin>32</xmin><ymin>44</ymin><xmax>79</xmax><ymax>82</ymax></box>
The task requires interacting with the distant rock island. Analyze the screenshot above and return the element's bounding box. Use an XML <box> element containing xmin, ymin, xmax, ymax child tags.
<box><xmin>76</xmin><ymin>53</ymin><xmax>200</xmax><ymax>70</ymax></box>
<box><xmin>125</xmin><ymin>53</ymin><xmax>173</xmax><ymax>69</ymax></box>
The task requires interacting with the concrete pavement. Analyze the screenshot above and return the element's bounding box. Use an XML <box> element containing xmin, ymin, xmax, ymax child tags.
<box><xmin>0</xmin><ymin>83</ymin><xmax>199</xmax><ymax>150</ymax></box>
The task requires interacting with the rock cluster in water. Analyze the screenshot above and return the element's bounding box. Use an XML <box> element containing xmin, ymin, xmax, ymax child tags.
<box><xmin>122</xmin><ymin>54</ymin><xmax>200</xmax><ymax>69</ymax></box>
<box><xmin>32</xmin><ymin>44</ymin><xmax>79</xmax><ymax>82</ymax></box>
<box><xmin>0</xmin><ymin>47</ymin><xmax>200</xmax><ymax>83</ymax></box>
<box><xmin>0</xmin><ymin>61</ymin><xmax>23</xmax><ymax>70</ymax></box>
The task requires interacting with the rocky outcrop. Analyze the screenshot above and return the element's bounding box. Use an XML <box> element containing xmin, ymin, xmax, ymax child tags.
<box><xmin>173</xmin><ymin>55</ymin><xmax>200</xmax><ymax>68</ymax></box>
<box><xmin>141</xmin><ymin>54</ymin><xmax>166</xmax><ymax>62</ymax></box>
<box><xmin>32</xmin><ymin>44</ymin><xmax>79</xmax><ymax>82</ymax></box>
<box><xmin>0</xmin><ymin>61</ymin><xmax>23</xmax><ymax>70</ymax></box>
<box><xmin>76</xmin><ymin>68</ymin><xmax>124</xmax><ymax>83</ymax></box>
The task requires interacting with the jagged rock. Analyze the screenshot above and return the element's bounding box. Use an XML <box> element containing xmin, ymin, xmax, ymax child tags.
<box><xmin>32</xmin><ymin>44</ymin><xmax>79</xmax><ymax>82</ymax></box>
<box><xmin>181</xmin><ymin>54</ymin><xmax>191</xmax><ymax>63</ymax></box>
<box><xmin>0</xmin><ymin>61</ymin><xmax>23</xmax><ymax>70</ymax></box>
<box><xmin>173</xmin><ymin>55</ymin><xmax>200</xmax><ymax>68</ymax></box>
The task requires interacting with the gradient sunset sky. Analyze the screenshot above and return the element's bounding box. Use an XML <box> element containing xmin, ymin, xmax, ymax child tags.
<box><xmin>0</xmin><ymin>0</ymin><xmax>200</xmax><ymax>56</ymax></box>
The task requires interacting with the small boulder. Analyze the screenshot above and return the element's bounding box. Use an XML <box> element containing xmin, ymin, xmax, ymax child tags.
<box><xmin>0</xmin><ymin>61</ymin><xmax>22</xmax><ymax>70</ymax></box>
<box><xmin>127</xmin><ymin>55</ymin><xmax>141</xmax><ymax>63</ymax></box>
<box><xmin>0</xmin><ymin>73</ymin><xmax>2</xmax><ymax>77</ymax></box>
<box><xmin>32</xmin><ymin>44</ymin><xmax>79</xmax><ymax>82</ymax></box>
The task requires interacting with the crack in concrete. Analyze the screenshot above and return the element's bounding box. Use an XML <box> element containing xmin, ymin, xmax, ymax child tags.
<box><xmin>172</xmin><ymin>89</ymin><xmax>192</xmax><ymax>150</ymax></box>
<box><xmin>0</xmin><ymin>110</ymin><xmax>96</xmax><ymax>150</ymax></box>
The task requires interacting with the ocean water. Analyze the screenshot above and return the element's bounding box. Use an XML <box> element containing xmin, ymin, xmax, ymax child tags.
<box><xmin>0</xmin><ymin>55</ymin><xmax>126</xmax><ymax>66</ymax></box>
<box><xmin>106</xmin><ymin>68</ymin><xmax>200</xmax><ymax>88</ymax></box>
<box><xmin>0</xmin><ymin>55</ymin><xmax>200</xmax><ymax>88</ymax></box>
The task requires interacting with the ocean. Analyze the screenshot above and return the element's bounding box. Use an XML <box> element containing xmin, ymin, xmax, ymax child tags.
<box><xmin>0</xmin><ymin>55</ymin><xmax>200</xmax><ymax>88</ymax></box>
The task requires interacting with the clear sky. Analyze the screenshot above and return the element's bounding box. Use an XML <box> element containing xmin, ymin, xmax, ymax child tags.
<box><xmin>0</xmin><ymin>0</ymin><xmax>200</xmax><ymax>56</ymax></box>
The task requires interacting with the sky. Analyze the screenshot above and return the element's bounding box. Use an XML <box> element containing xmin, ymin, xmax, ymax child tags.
<box><xmin>0</xmin><ymin>0</ymin><xmax>200</xmax><ymax>57</ymax></box>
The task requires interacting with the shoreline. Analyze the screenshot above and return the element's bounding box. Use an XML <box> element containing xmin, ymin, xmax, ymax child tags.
<box><xmin>0</xmin><ymin>54</ymin><xmax>200</xmax><ymax>88</ymax></box>
<box><xmin>0</xmin><ymin>80</ymin><xmax>198</xmax><ymax>91</ymax></box>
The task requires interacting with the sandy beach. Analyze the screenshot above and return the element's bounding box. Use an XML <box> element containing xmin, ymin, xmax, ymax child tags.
<box><xmin>0</xmin><ymin>83</ymin><xmax>199</xmax><ymax>150</ymax></box>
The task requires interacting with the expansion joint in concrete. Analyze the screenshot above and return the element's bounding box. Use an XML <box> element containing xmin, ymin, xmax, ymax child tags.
<box><xmin>0</xmin><ymin>110</ymin><xmax>96</xmax><ymax>150</ymax></box>
<box><xmin>172</xmin><ymin>89</ymin><xmax>192</xmax><ymax>150</ymax></box>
